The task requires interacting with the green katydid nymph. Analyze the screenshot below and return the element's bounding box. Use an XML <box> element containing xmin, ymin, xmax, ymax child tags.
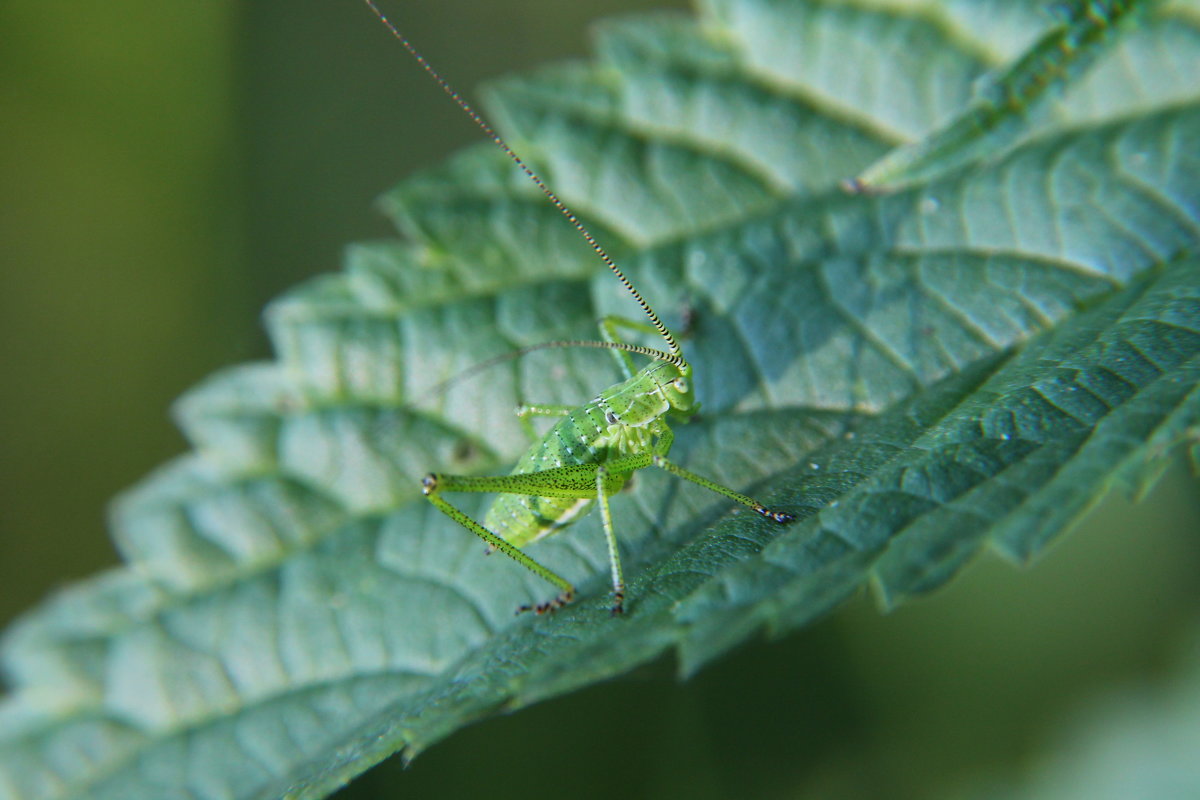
<box><xmin>364</xmin><ymin>0</ymin><xmax>796</xmax><ymax>615</ymax></box>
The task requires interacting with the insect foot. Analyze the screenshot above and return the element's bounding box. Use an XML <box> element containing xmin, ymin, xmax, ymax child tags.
<box><xmin>517</xmin><ymin>590</ymin><xmax>575</xmax><ymax>616</ymax></box>
<box><xmin>757</xmin><ymin>506</ymin><xmax>797</xmax><ymax>524</ymax></box>
<box><xmin>610</xmin><ymin>590</ymin><xmax>625</xmax><ymax>617</ymax></box>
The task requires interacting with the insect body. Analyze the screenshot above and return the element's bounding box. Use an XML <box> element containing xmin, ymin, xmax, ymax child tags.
<box><xmin>487</xmin><ymin>359</ymin><xmax>693</xmax><ymax>551</ymax></box>
<box><xmin>365</xmin><ymin>1</ymin><xmax>796</xmax><ymax>614</ymax></box>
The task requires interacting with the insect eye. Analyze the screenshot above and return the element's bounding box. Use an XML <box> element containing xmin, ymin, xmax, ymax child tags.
<box><xmin>672</xmin><ymin>378</ymin><xmax>688</xmax><ymax>393</ymax></box>
<box><xmin>605</xmin><ymin>410</ymin><xmax>619</xmax><ymax>425</ymax></box>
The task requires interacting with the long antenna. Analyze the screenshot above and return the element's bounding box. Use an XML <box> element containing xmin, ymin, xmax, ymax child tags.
<box><xmin>363</xmin><ymin>0</ymin><xmax>685</xmax><ymax>366</ymax></box>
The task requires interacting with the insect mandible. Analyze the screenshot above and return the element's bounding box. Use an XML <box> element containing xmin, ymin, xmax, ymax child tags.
<box><xmin>364</xmin><ymin>0</ymin><xmax>796</xmax><ymax>615</ymax></box>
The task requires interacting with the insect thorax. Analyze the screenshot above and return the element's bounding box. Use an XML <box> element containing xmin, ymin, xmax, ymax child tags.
<box><xmin>603</xmin><ymin>360</ymin><xmax>692</xmax><ymax>424</ymax></box>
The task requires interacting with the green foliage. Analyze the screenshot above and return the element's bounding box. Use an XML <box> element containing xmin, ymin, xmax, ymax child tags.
<box><xmin>3</xmin><ymin>1</ymin><xmax>1200</xmax><ymax>798</ymax></box>
<box><xmin>853</xmin><ymin>0</ymin><xmax>1155</xmax><ymax>190</ymax></box>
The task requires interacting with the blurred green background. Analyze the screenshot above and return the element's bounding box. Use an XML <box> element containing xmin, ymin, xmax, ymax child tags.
<box><xmin>1</xmin><ymin>1</ymin><xmax>1198</xmax><ymax>798</ymax></box>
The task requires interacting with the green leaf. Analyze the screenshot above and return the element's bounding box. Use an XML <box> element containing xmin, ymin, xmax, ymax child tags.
<box><xmin>852</xmin><ymin>0</ymin><xmax>1156</xmax><ymax>191</ymax></box>
<box><xmin>3</xmin><ymin>1</ymin><xmax>1200</xmax><ymax>798</ymax></box>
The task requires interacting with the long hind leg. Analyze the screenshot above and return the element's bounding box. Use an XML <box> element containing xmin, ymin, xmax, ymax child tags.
<box><xmin>421</xmin><ymin>462</ymin><xmax>626</xmax><ymax>613</ymax></box>
<box><xmin>422</xmin><ymin>476</ymin><xmax>576</xmax><ymax>613</ymax></box>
